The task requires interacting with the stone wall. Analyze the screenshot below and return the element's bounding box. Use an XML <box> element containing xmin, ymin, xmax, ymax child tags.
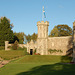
<box><xmin>48</xmin><ymin>36</ymin><xmax>73</xmax><ymax>55</ymax></box>
<box><xmin>5</xmin><ymin>20</ymin><xmax>74</xmax><ymax>56</ymax></box>
<box><xmin>5</xmin><ymin>40</ymin><xmax>36</xmax><ymax>55</ymax></box>
<box><xmin>5</xmin><ymin>41</ymin><xmax>27</xmax><ymax>50</ymax></box>
<box><xmin>5</xmin><ymin>36</ymin><xmax>73</xmax><ymax>55</ymax></box>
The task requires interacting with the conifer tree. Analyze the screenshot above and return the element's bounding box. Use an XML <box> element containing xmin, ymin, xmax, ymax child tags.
<box><xmin>0</xmin><ymin>17</ymin><xmax>14</xmax><ymax>46</ymax></box>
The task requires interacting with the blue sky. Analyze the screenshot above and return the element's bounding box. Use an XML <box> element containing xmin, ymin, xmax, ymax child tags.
<box><xmin>0</xmin><ymin>0</ymin><xmax>75</xmax><ymax>35</ymax></box>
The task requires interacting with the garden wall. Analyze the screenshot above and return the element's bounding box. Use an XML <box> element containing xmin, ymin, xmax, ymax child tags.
<box><xmin>5</xmin><ymin>41</ymin><xmax>27</xmax><ymax>50</ymax></box>
<box><xmin>48</xmin><ymin>36</ymin><xmax>73</xmax><ymax>55</ymax></box>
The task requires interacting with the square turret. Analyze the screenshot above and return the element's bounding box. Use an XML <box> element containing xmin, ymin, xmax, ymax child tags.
<box><xmin>37</xmin><ymin>21</ymin><xmax>49</xmax><ymax>38</ymax></box>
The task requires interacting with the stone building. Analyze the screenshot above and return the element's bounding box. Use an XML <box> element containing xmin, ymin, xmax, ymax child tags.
<box><xmin>5</xmin><ymin>21</ymin><xmax>74</xmax><ymax>55</ymax></box>
<box><xmin>36</xmin><ymin>21</ymin><xmax>72</xmax><ymax>55</ymax></box>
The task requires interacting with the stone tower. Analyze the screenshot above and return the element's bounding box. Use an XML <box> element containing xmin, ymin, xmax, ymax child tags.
<box><xmin>37</xmin><ymin>21</ymin><xmax>49</xmax><ymax>55</ymax></box>
<box><xmin>73</xmin><ymin>21</ymin><xmax>75</xmax><ymax>62</ymax></box>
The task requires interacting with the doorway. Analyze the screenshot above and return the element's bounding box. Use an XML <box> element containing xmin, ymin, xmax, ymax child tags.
<box><xmin>30</xmin><ymin>49</ymin><xmax>33</xmax><ymax>55</ymax></box>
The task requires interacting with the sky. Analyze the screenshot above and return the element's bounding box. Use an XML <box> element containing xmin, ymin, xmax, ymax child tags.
<box><xmin>0</xmin><ymin>0</ymin><xmax>75</xmax><ymax>35</ymax></box>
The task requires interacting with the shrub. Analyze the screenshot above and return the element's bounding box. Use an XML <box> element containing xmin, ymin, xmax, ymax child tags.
<box><xmin>12</xmin><ymin>40</ymin><xmax>18</xmax><ymax>50</ymax></box>
<box><xmin>0</xmin><ymin>46</ymin><xmax>5</xmax><ymax>50</ymax></box>
<box><xmin>35</xmin><ymin>53</ymin><xmax>40</xmax><ymax>55</ymax></box>
<box><xmin>61</xmin><ymin>56</ymin><xmax>72</xmax><ymax>63</ymax></box>
<box><xmin>34</xmin><ymin>48</ymin><xmax>36</xmax><ymax>54</ymax></box>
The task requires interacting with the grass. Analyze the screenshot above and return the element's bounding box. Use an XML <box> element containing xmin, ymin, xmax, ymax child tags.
<box><xmin>0</xmin><ymin>55</ymin><xmax>74</xmax><ymax>75</ymax></box>
<box><xmin>15</xmin><ymin>55</ymin><xmax>61</xmax><ymax>63</ymax></box>
<box><xmin>0</xmin><ymin>50</ymin><xmax>25</xmax><ymax>60</ymax></box>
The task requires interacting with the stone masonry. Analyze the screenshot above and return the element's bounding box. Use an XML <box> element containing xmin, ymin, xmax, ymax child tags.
<box><xmin>5</xmin><ymin>21</ymin><xmax>74</xmax><ymax>56</ymax></box>
<box><xmin>37</xmin><ymin>21</ymin><xmax>49</xmax><ymax>55</ymax></box>
<box><xmin>72</xmin><ymin>21</ymin><xmax>75</xmax><ymax>62</ymax></box>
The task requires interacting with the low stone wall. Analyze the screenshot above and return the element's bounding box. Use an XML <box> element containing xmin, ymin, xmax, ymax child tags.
<box><xmin>5</xmin><ymin>36</ymin><xmax>73</xmax><ymax>56</ymax></box>
<box><xmin>18</xmin><ymin>44</ymin><xmax>27</xmax><ymax>48</ymax></box>
<box><xmin>5</xmin><ymin>41</ymin><xmax>27</xmax><ymax>50</ymax></box>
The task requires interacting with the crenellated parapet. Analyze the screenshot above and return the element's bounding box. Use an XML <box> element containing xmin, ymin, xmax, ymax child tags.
<box><xmin>37</xmin><ymin>21</ymin><xmax>49</xmax><ymax>26</ymax></box>
<box><xmin>37</xmin><ymin>21</ymin><xmax>49</xmax><ymax>39</ymax></box>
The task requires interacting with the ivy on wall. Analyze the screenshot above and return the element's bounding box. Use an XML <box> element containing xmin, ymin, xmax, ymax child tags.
<box><xmin>48</xmin><ymin>49</ymin><xmax>63</xmax><ymax>54</ymax></box>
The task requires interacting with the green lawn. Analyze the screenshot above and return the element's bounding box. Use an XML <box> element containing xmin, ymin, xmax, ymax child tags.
<box><xmin>0</xmin><ymin>50</ymin><xmax>25</xmax><ymax>60</ymax></box>
<box><xmin>0</xmin><ymin>55</ymin><xmax>74</xmax><ymax>75</ymax></box>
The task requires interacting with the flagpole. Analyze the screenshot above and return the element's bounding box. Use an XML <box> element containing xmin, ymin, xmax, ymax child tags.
<box><xmin>42</xmin><ymin>6</ymin><xmax>46</xmax><ymax>21</ymax></box>
<box><xmin>42</xmin><ymin>6</ymin><xmax>44</xmax><ymax>21</ymax></box>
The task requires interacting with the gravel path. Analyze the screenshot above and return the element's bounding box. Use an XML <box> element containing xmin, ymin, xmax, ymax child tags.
<box><xmin>0</xmin><ymin>57</ymin><xmax>10</xmax><ymax>68</ymax></box>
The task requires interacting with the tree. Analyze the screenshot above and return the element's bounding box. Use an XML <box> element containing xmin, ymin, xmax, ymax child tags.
<box><xmin>26</xmin><ymin>33</ymin><xmax>37</xmax><ymax>43</ymax></box>
<box><xmin>12</xmin><ymin>35</ymin><xmax>19</xmax><ymax>43</ymax></box>
<box><xmin>0</xmin><ymin>17</ymin><xmax>14</xmax><ymax>46</ymax></box>
<box><xmin>49</xmin><ymin>26</ymin><xmax>59</xmax><ymax>37</ymax></box>
<box><xmin>31</xmin><ymin>33</ymin><xmax>37</xmax><ymax>42</ymax></box>
<box><xmin>26</xmin><ymin>34</ymin><xmax>31</xmax><ymax>43</ymax></box>
<box><xmin>14</xmin><ymin>32</ymin><xmax>25</xmax><ymax>44</ymax></box>
<box><xmin>49</xmin><ymin>25</ymin><xmax>72</xmax><ymax>37</ymax></box>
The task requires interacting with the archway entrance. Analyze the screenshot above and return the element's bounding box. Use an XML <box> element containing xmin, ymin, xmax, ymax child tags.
<box><xmin>30</xmin><ymin>49</ymin><xmax>33</xmax><ymax>55</ymax></box>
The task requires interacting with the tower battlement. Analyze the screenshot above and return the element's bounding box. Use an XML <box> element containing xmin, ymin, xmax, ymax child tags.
<box><xmin>37</xmin><ymin>21</ymin><xmax>49</xmax><ymax>26</ymax></box>
<box><xmin>73</xmin><ymin>21</ymin><xmax>75</xmax><ymax>26</ymax></box>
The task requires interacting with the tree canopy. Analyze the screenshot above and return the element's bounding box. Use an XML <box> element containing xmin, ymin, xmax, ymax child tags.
<box><xmin>49</xmin><ymin>25</ymin><xmax>72</xmax><ymax>37</ymax></box>
<box><xmin>31</xmin><ymin>33</ymin><xmax>37</xmax><ymax>42</ymax></box>
<box><xmin>0</xmin><ymin>17</ymin><xmax>37</xmax><ymax>45</ymax></box>
<box><xmin>26</xmin><ymin>33</ymin><xmax>37</xmax><ymax>43</ymax></box>
<box><xmin>14</xmin><ymin>32</ymin><xmax>25</xmax><ymax>44</ymax></box>
<box><xmin>0</xmin><ymin>17</ymin><xmax>14</xmax><ymax>46</ymax></box>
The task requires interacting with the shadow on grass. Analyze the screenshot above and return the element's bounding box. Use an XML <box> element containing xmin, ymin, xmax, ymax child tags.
<box><xmin>16</xmin><ymin>63</ymin><xmax>75</xmax><ymax>75</ymax></box>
